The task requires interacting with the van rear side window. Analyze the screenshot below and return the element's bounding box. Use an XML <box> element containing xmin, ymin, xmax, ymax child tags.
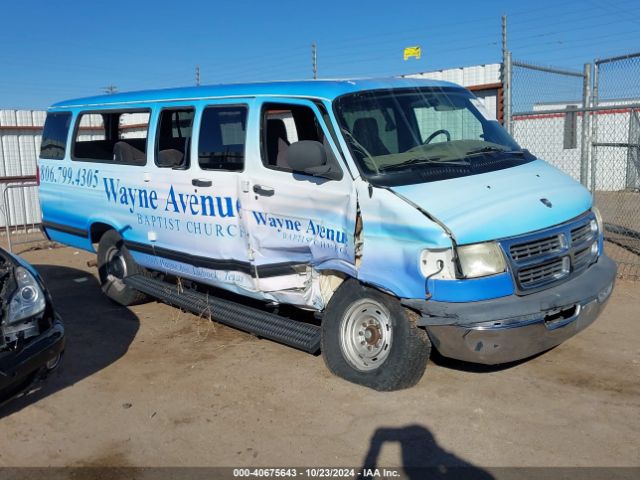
<box><xmin>156</xmin><ymin>108</ymin><xmax>195</xmax><ymax>169</ymax></box>
<box><xmin>73</xmin><ymin>110</ymin><xmax>150</xmax><ymax>165</ymax></box>
<box><xmin>198</xmin><ymin>106</ymin><xmax>247</xmax><ymax>171</ymax></box>
<box><xmin>40</xmin><ymin>112</ymin><xmax>72</xmax><ymax>160</ymax></box>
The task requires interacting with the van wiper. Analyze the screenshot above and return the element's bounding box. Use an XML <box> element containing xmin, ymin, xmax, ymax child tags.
<box><xmin>380</xmin><ymin>157</ymin><xmax>470</xmax><ymax>172</ymax></box>
<box><xmin>464</xmin><ymin>146</ymin><xmax>526</xmax><ymax>158</ymax></box>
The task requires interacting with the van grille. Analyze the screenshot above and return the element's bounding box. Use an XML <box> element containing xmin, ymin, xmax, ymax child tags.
<box><xmin>517</xmin><ymin>257</ymin><xmax>569</xmax><ymax>287</ymax></box>
<box><xmin>509</xmin><ymin>234</ymin><xmax>562</xmax><ymax>260</ymax></box>
<box><xmin>574</xmin><ymin>246</ymin><xmax>595</xmax><ymax>269</ymax></box>
<box><xmin>500</xmin><ymin>212</ymin><xmax>598</xmax><ymax>294</ymax></box>
<box><xmin>571</xmin><ymin>223</ymin><xmax>594</xmax><ymax>245</ymax></box>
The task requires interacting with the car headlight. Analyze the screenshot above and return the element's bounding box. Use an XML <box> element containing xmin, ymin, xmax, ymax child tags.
<box><xmin>457</xmin><ymin>242</ymin><xmax>506</xmax><ymax>278</ymax></box>
<box><xmin>7</xmin><ymin>267</ymin><xmax>46</xmax><ymax>324</ymax></box>
<box><xmin>591</xmin><ymin>206</ymin><xmax>604</xmax><ymax>257</ymax></box>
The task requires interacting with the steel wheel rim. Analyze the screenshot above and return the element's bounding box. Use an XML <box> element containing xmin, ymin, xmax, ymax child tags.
<box><xmin>105</xmin><ymin>247</ymin><xmax>127</xmax><ymax>286</ymax></box>
<box><xmin>339</xmin><ymin>299</ymin><xmax>393</xmax><ymax>371</ymax></box>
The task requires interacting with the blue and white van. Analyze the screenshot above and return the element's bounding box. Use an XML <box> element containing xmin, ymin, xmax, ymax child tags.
<box><xmin>38</xmin><ymin>79</ymin><xmax>616</xmax><ymax>390</ymax></box>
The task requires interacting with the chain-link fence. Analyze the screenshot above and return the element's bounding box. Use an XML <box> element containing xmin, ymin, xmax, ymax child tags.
<box><xmin>510</xmin><ymin>60</ymin><xmax>590</xmax><ymax>184</ymax></box>
<box><xmin>508</xmin><ymin>53</ymin><xmax>640</xmax><ymax>279</ymax></box>
<box><xmin>592</xmin><ymin>53</ymin><xmax>640</xmax><ymax>279</ymax></box>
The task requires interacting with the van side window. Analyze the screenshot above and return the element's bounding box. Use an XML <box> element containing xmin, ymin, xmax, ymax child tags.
<box><xmin>261</xmin><ymin>103</ymin><xmax>330</xmax><ymax>171</ymax></box>
<box><xmin>156</xmin><ymin>108</ymin><xmax>195</xmax><ymax>168</ymax></box>
<box><xmin>198</xmin><ymin>106</ymin><xmax>247</xmax><ymax>171</ymax></box>
<box><xmin>40</xmin><ymin>112</ymin><xmax>72</xmax><ymax>160</ymax></box>
<box><xmin>73</xmin><ymin>110</ymin><xmax>150</xmax><ymax>165</ymax></box>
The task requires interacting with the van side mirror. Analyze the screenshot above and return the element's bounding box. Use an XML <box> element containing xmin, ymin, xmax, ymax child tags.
<box><xmin>285</xmin><ymin>140</ymin><xmax>341</xmax><ymax>180</ymax></box>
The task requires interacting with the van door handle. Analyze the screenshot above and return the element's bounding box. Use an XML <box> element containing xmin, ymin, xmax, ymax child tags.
<box><xmin>192</xmin><ymin>179</ymin><xmax>212</xmax><ymax>187</ymax></box>
<box><xmin>253</xmin><ymin>185</ymin><xmax>275</xmax><ymax>197</ymax></box>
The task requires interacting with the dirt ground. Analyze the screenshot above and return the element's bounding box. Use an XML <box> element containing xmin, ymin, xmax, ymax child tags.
<box><xmin>0</xmin><ymin>245</ymin><xmax>638</xmax><ymax>471</ymax></box>
<box><xmin>594</xmin><ymin>190</ymin><xmax>640</xmax><ymax>279</ymax></box>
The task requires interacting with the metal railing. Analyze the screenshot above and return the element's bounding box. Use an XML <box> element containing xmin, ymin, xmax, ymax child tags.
<box><xmin>0</xmin><ymin>176</ymin><xmax>45</xmax><ymax>252</ymax></box>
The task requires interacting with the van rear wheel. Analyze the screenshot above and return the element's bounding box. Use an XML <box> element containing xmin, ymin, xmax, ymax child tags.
<box><xmin>321</xmin><ymin>279</ymin><xmax>431</xmax><ymax>391</ymax></box>
<box><xmin>97</xmin><ymin>230</ymin><xmax>149</xmax><ymax>306</ymax></box>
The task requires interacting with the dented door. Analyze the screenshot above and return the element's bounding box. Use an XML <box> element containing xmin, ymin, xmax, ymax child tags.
<box><xmin>243</xmin><ymin>98</ymin><xmax>357</xmax><ymax>298</ymax></box>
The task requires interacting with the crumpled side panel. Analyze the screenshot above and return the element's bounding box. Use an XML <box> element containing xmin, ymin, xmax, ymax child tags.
<box><xmin>355</xmin><ymin>180</ymin><xmax>451</xmax><ymax>299</ymax></box>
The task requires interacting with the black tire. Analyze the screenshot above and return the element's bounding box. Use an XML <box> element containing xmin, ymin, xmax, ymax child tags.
<box><xmin>97</xmin><ymin>229</ymin><xmax>149</xmax><ymax>306</ymax></box>
<box><xmin>321</xmin><ymin>279</ymin><xmax>431</xmax><ymax>391</ymax></box>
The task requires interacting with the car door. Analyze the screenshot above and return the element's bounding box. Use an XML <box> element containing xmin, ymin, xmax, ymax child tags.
<box><xmin>243</xmin><ymin>98</ymin><xmax>357</xmax><ymax>295</ymax></box>
<box><xmin>138</xmin><ymin>102</ymin><xmax>255</xmax><ymax>295</ymax></box>
<box><xmin>186</xmin><ymin>101</ymin><xmax>256</xmax><ymax>293</ymax></box>
<box><xmin>132</xmin><ymin>106</ymin><xmax>197</xmax><ymax>271</ymax></box>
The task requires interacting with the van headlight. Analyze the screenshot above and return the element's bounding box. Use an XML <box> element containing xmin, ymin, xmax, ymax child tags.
<box><xmin>7</xmin><ymin>267</ymin><xmax>46</xmax><ymax>324</ymax></box>
<box><xmin>457</xmin><ymin>242</ymin><xmax>506</xmax><ymax>278</ymax></box>
<box><xmin>592</xmin><ymin>206</ymin><xmax>603</xmax><ymax>235</ymax></box>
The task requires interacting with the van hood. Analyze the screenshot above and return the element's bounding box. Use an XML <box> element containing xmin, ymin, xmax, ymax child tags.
<box><xmin>390</xmin><ymin>160</ymin><xmax>592</xmax><ymax>245</ymax></box>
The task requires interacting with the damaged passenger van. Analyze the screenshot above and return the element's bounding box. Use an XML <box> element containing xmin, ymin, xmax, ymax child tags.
<box><xmin>38</xmin><ymin>78</ymin><xmax>616</xmax><ymax>390</ymax></box>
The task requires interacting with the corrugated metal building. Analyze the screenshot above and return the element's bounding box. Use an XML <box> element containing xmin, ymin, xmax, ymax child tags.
<box><xmin>0</xmin><ymin>110</ymin><xmax>45</xmax><ymax>229</ymax></box>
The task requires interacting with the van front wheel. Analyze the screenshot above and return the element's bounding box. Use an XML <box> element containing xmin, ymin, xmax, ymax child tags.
<box><xmin>97</xmin><ymin>230</ymin><xmax>149</xmax><ymax>306</ymax></box>
<box><xmin>321</xmin><ymin>279</ymin><xmax>431</xmax><ymax>391</ymax></box>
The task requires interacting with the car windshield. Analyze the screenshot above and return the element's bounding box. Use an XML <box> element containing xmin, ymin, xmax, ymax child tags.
<box><xmin>334</xmin><ymin>87</ymin><xmax>534</xmax><ymax>185</ymax></box>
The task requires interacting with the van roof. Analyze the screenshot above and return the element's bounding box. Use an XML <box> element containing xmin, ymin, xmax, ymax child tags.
<box><xmin>49</xmin><ymin>77</ymin><xmax>462</xmax><ymax>109</ymax></box>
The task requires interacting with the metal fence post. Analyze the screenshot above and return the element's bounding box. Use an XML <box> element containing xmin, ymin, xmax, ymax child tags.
<box><xmin>627</xmin><ymin>109</ymin><xmax>639</xmax><ymax>189</ymax></box>
<box><xmin>503</xmin><ymin>51</ymin><xmax>512</xmax><ymax>134</ymax></box>
<box><xmin>2</xmin><ymin>185</ymin><xmax>14</xmax><ymax>252</ymax></box>
<box><xmin>590</xmin><ymin>61</ymin><xmax>600</xmax><ymax>193</ymax></box>
<box><xmin>580</xmin><ymin>63</ymin><xmax>592</xmax><ymax>188</ymax></box>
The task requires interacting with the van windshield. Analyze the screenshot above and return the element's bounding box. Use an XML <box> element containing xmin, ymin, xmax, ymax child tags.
<box><xmin>334</xmin><ymin>87</ymin><xmax>535</xmax><ymax>186</ymax></box>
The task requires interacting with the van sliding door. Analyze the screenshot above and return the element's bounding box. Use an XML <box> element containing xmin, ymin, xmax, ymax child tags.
<box><xmin>134</xmin><ymin>103</ymin><xmax>256</xmax><ymax>297</ymax></box>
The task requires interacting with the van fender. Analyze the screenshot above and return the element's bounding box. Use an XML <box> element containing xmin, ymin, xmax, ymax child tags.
<box><xmin>86</xmin><ymin>215</ymin><xmax>126</xmax><ymax>252</ymax></box>
<box><xmin>354</xmin><ymin>179</ymin><xmax>452</xmax><ymax>299</ymax></box>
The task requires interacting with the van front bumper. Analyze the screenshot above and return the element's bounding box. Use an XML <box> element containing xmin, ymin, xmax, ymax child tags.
<box><xmin>402</xmin><ymin>255</ymin><xmax>617</xmax><ymax>365</ymax></box>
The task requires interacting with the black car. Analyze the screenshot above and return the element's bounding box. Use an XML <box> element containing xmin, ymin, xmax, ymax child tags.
<box><xmin>0</xmin><ymin>247</ymin><xmax>64</xmax><ymax>406</ymax></box>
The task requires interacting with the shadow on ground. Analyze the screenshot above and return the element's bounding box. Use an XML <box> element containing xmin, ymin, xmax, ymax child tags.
<box><xmin>0</xmin><ymin>264</ymin><xmax>139</xmax><ymax>417</ymax></box>
<box><xmin>360</xmin><ymin>424</ymin><xmax>493</xmax><ymax>479</ymax></box>
<box><xmin>429</xmin><ymin>347</ymin><xmax>550</xmax><ymax>373</ymax></box>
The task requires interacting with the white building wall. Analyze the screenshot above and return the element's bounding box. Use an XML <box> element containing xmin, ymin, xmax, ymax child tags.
<box><xmin>404</xmin><ymin>63</ymin><xmax>501</xmax><ymax>87</ymax></box>
<box><xmin>0</xmin><ymin>110</ymin><xmax>44</xmax><ymax>229</ymax></box>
